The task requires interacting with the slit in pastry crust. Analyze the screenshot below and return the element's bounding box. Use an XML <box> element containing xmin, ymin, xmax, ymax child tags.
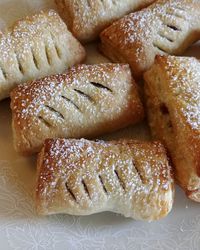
<box><xmin>100</xmin><ymin>0</ymin><xmax>200</xmax><ymax>78</ymax></box>
<box><xmin>144</xmin><ymin>55</ymin><xmax>200</xmax><ymax>202</ymax></box>
<box><xmin>11</xmin><ymin>63</ymin><xmax>144</xmax><ymax>155</ymax></box>
<box><xmin>0</xmin><ymin>10</ymin><xmax>86</xmax><ymax>100</ymax></box>
<box><xmin>36</xmin><ymin>138</ymin><xmax>174</xmax><ymax>220</ymax></box>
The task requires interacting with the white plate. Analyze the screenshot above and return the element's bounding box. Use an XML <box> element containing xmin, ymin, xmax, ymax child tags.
<box><xmin>0</xmin><ymin>1</ymin><xmax>200</xmax><ymax>249</ymax></box>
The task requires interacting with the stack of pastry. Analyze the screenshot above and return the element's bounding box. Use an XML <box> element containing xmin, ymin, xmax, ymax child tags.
<box><xmin>2</xmin><ymin>0</ymin><xmax>200</xmax><ymax>221</ymax></box>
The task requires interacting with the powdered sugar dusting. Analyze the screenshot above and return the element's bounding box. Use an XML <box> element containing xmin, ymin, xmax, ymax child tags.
<box><xmin>164</xmin><ymin>56</ymin><xmax>200</xmax><ymax>130</ymax></box>
<box><xmin>101</xmin><ymin>0</ymin><xmax>200</xmax><ymax>76</ymax></box>
<box><xmin>36</xmin><ymin>138</ymin><xmax>174</xmax><ymax>219</ymax></box>
<box><xmin>0</xmin><ymin>9</ymin><xmax>85</xmax><ymax>100</ymax></box>
<box><xmin>119</xmin><ymin>1</ymin><xmax>193</xmax><ymax>42</ymax></box>
<box><xmin>56</xmin><ymin>0</ymin><xmax>155</xmax><ymax>42</ymax></box>
<box><xmin>11</xmin><ymin>63</ymin><xmax>144</xmax><ymax>154</ymax></box>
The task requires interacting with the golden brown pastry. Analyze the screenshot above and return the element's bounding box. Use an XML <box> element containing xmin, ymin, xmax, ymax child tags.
<box><xmin>11</xmin><ymin>63</ymin><xmax>144</xmax><ymax>155</ymax></box>
<box><xmin>100</xmin><ymin>0</ymin><xmax>200</xmax><ymax>78</ymax></box>
<box><xmin>144</xmin><ymin>55</ymin><xmax>200</xmax><ymax>202</ymax></box>
<box><xmin>0</xmin><ymin>10</ymin><xmax>86</xmax><ymax>101</ymax></box>
<box><xmin>36</xmin><ymin>138</ymin><xmax>174</xmax><ymax>220</ymax></box>
<box><xmin>55</xmin><ymin>0</ymin><xmax>155</xmax><ymax>43</ymax></box>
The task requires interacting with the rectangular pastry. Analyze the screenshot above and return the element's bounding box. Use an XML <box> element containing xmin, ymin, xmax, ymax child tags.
<box><xmin>144</xmin><ymin>55</ymin><xmax>200</xmax><ymax>202</ymax></box>
<box><xmin>100</xmin><ymin>0</ymin><xmax>200</xmax><ymax>78</ymax></box>
<box><xmin>0</xmin><ymin>10</ymin><xmax>86</xmax><ymax>101</ymax></box>
<box><xmin>36</xmin><ymin>138</ymin><xmax>174</xmax><ymax>220</ymax></box>
<box><xmin>55</xmin><ymin>0</ymin><xmax>155</xmax><ymax>43</ymax></box>
<box><xmin>10</xmin><ymin>63</ymin><xmax>144</xmax><ymax>155</ymax></box>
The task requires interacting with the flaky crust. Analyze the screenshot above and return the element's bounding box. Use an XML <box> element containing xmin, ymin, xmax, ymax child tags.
<box><xmin>10</xmin><ymin>63</ymin><xmax>144</xmax><ymax>155</ymax></box>
<box><xmin>55</xmin><ymin>0</ymin><xmax>155</xmax><ymax>43</ymax></box>
<box><xmin>0</xmin><ymin>10</ymin><xmax>86</xmax><ymax>101</ymax></box>
<box><xmin>36</xmin><ymin>138</ymin><xmax>174</xmax><ymax>220</ymax></box>
<box><xmin>144</xmin><ymin>55</ymin><xmax>200</xmax><ymax>202</ymax></box>
<box><xmin>100</xmin><ymin>0</ymin><xmax>200</xmax><ymax>78</ymax></box>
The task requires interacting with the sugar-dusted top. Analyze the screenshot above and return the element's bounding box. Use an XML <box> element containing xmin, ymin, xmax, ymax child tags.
<box><xmin>36</xmin><ymin>138</ymin><xmax>174</xmax><ymax>219</ymax></box>
<box><xmin>160</xmin><ymin>55</ymin><xmax>200</xmax><ymax>131</ymax></box>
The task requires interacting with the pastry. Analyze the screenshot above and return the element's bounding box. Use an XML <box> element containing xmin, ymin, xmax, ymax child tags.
<box><xmin>0</xmin><ymin>10</ymin><xmax>86</xmax><ymax>101</ymax></box>
<box><xmin>36</xmin><ymin>138</ymin><xmax>174</xmax><ymax>220</ymax></box>
<box><xmin>144</xmin><ymin>55</ymin><xmax>200</xmax><ymax>202</ymax></box>
<box><xmin>100</xmin><ymin>0</ymin><xmax>200</xmax><ymax>78</ymax></box>
<box><xmin>10</xmin><ymin>63</ymin><xmax>144</xmax><ymax>155</ymax></box>
<box><xmin>55</xmin><ymin>0</ymin><xmax>155</xmax><ymax>43</ymax></box>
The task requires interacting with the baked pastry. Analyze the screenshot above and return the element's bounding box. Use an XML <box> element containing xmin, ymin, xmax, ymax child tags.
<box><xmin>55</xmin><ymin>0</ymin><xmax>155</xmax><ymax>43</ymax></box>
<box><xmin>0</xmin><ymin>10</ymin><xmax>86</xmax><ymax>101</ymax></box>
<box><xmin>144</xmin><ymin>55</ymin><xmax>200</xmax><ymax>202</ymax></box>
<box><xmin>11</xmin><ymin>63</ymin><xmax>144</xmax><ymax>155</ymax></box>
<box><xmin>100</xmin><ymin>0</ymin><xmax>200</xmax><ymax>78</ymax></box>
<box><xmin>36</xmin><ymin>138</ymin><xmax>174</xmax><ymax>220</ymax></box>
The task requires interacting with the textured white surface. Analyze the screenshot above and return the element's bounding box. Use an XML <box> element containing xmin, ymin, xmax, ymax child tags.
<box><xmin>0</xmin><ymin>0</ymin><xmax>200</xmax><ymax>249</ymax></box>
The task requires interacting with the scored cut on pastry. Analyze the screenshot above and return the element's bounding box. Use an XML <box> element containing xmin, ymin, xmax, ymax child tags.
<box><xmin>100</xmin><ymin>0</ymin><xmax>200</xmax><ymax>78</ymax></box>
<box><xmin>36</xmin><ymin>138</ymin><xmax>174</xmax><ymax>220</ymax></box>
<box><xmin>55</xmin><ymin>0</ymin><xmax>155</xmax><ymax>43</ymax></box>
<box><xmin>10</xmin><ymin>63</ymin><xmax>144</xmax><ymax>155</ymax></box>
<box><xmin>0</xmin><ymin>10</ymin><xmax>86</xmax><ymax>101</ymax></box>
<box><xmin>144</xmin><ymin>55</ymin><xmax>200</xmax><ymax>202</ymax></box>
